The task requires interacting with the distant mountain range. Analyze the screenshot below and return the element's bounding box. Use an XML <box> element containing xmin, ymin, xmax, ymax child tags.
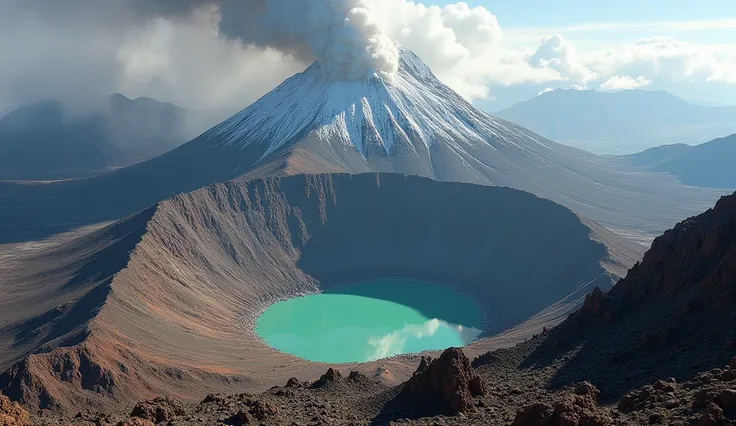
<box><xmin>622</xmin><ymin>134</ymin><xmax>736</xmax><ymax>189</ymax></box>
<box><xmin>0</xmin><ymin>94</ymin><xmax>211</xmax><ymax>180</ymax></box>
<box><xmin>494</xmin><ymin>89</ymin><xmax>736</xmax><ymax>155</ymax></box>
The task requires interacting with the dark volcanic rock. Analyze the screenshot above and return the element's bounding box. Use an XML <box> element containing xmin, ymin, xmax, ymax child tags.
<box><xmin>347</xmin><ymin>371</ymin><xmax>368</xmax><ymax>383</ymax></box>
<box><xmin>513</xmin><ymin>383</ymin><xmax>611</xmax><ymax>426</ymax></box>
<box><xmin>697</xmin><ymin>402</ymin><xmax>726</xmax><ymax>426</ymax></box>
<box><xmin>130</xmin><ymin>397</ymin><xmax>185</xmax><ymax>423</ymax></box>
<box><xmin>285</xmin><ymin>377</ymin><xmax>302</xmax><ymax>388</ymax></box>
<box><xmin>224</xmin><ymin>410</ymin><xmax>251</xmax><ymax>425</ymax></box>
<box><xmin>401</xmin><ymin>347</ymin><xmax>485</xmax><ymax>415</ymax></box>
<box><xmin>312</xmin><ymin>368</ymin><xmax>342</xmax><ymax>388</ymax></box>
<box><xmin>527</xmin><ymin>191</ymin><xmax>736</xmax><ymax>401</ymax></box>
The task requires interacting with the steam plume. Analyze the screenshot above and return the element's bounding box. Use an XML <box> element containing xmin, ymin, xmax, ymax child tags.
<box><xmin>130</xmin><ymin>0</ymin><xmax>399</xmax><ymax>80</ymax></box>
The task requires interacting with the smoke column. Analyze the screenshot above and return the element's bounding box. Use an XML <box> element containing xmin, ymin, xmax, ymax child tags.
<box><xmin>259</xmin><ymin>0</ymin><xmax>398</xmax><ymax>80</ymax></box>
<box><xmin>130</xmin><ymin>0</ymin><xmax>399</xmax><ymax>80</ymax></box>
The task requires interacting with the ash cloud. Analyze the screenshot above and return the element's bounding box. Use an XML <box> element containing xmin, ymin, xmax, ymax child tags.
<box><xmin>127</xmin><ymin>0</ymin><xmax>399</xmax><ymax>80</ymax></box>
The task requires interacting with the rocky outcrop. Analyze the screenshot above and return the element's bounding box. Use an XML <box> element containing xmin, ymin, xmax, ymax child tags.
<box><xmin>608</xmin><ymin>192</ymin><xmax>736</xmax><ymax>307</ymax></box>
<box><xmin>512</xmin><ymin>382</ymin><xmax>612</xmax><ymax>426</ymax></box>
<box><xmin>0</xmin><ymin>395</ymin><xmax>30</xmax><ymax>426</ymax></box>
<box><xmin>312</xmin><ymin>368</ymin><xmax>342</xmax><ymax>389</ymax></box>
<box><xmin>401</xmin><ymin>348</ymin><xmax>485</xmax><ymax>415</ymax></box>
<box><xmin>130</xmin><ymin>397</ymin><xmax>185</xmax><ymax>424</ymax></box>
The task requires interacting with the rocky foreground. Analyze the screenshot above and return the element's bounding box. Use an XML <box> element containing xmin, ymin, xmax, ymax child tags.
<box><xmin>5</xmin><ymin>343</ymin><xmax>736</xmax><ymax>425</ymax></box>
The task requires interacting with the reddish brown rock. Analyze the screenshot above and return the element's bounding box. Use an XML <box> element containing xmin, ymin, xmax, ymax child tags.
<box><xmin>130</xmin><ymin>397</ymin><xmax>185</xmax><ymax>423</ymax></box>
<box><xmin>0</xmin><ymin>395</ymin><xmax>30</xmax><ymax>426</ymax></box>
<box><xmin>249</xmin><ymin>400</ymin><xmax>278</xmax><ymax>420</ymax></box>
<box><xmin>402</xmin><ymin>347</ymin><xmax>485</xmax><ymax>415</ymax></box>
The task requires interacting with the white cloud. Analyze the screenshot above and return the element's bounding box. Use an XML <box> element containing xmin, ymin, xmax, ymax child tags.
<box><xmin>2</xmin><ymin>0</ymin><xmax>736</xmax><ymax>111</ymax></box>
<box><xmin>371</xmin><ymin>0</ymin><xmax>562</xmax><ymax>100</ymax></box>
<box><xmin>528</xmin><ymin>34</ymin><xmax>599</xmax><ymax>84</ymax></box>
<box><xmin>600</xmin><ymin>75</ymin><xmax>652</xmax><ymax>90</ymax></box>
<box><xmin>512</xmin><ymin>18</ymin><xmax>736</xmax><ymax>35</ymax></box>
<box><xmin>538</xmin><ymin>87</ymin><xmax>555</xmax><ymax>95</ymax></box>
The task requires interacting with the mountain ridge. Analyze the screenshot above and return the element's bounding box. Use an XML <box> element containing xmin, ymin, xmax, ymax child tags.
<box><xmin>495</xmin><ymin>89</ymin><xmax>736</xmax><ymax>154</ymax></box>
<box><xmin>622</xmin><ymin>134</ymin><xmax>736</xmax><ymax>189</ymax></box>
<box><xmin>0</xmin><ymin>94</ymin><xmax>203</xmax><ymax>180</ymax></box>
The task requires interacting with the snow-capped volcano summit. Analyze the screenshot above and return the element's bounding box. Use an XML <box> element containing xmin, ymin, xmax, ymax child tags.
<box><xmin>207</xmin><ymin>47</ymin><xmax>535</xmax><ymax>162</ymax></box>
<box><xmin>2</xmin><ymin>48</ymin><xmax>724</xmax><ymax>244</ymax></box>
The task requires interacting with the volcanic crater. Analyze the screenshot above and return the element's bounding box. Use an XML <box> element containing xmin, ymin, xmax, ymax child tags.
<box><xmin>0</xmin><ymin>173</ymin><xmax>643</xmax><ymax>410</ymax></box>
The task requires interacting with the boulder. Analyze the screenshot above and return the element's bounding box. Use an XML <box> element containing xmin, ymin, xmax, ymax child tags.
<box><xmin>652</xmin><ymin>379</ymin><xmax>676</xmax><ymax>393</ymax></box>
<box><xmin>249</xmin><ymin>400</ymin><xmax>278</xmax><ymax>420</ymax></box>
<box><xmin>224</xmin><ymin>409</ymin><xmax>251</xmax><ymax>425</ymax></box>
<box><xmin>618</xmin><ymin>386</ymin><xmax>653</xmax><ymax>413</ymax></box>
<box><xmin>716</xmin><ymin>389</ymin><xmax>736</xmax><ymax>410</ymax></box>
<box><xmin>697</xmin><ymin>402</ymin><xmax>726</xmax><ymax>426</ymax></box>
<box><xmin>402</xmin><ymin>347</ymin><xmax>486</xmax><ymax>415</ymax></box>
<box><xmin>573</xmin><ymin>382</ymin><xmax>600</xmax><ymax>400</ymax></box>
<box><xmin>285</xmin><ymin>377</ymin><xmax>302</xmax><ymax>388</ymax></box>
<box><xmin>694</xmin><ymin>389</ymin><xmax>716</xmax><ymax>409</ymax></box>
<box><xmin>130</xmin><ymin>397</ymin><xmax>185</xmax><ymax>423</ymax></box>
<box><xmin>0</xmin><ymin>395</ymin><xmax>31</xmax><ymax>426</ymax></box>
<box><xmin>511</xmin><ymin>402</ymin><xmax>554</xmax><ymax>426</ymax></box>
<box><xmin>720</xmin><ymin>370</ymin><xmax>736</xmax><ymax>382</ymax></box>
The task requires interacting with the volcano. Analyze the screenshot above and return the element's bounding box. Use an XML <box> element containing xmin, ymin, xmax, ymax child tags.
<box><xmin>0</xmin><ymin>47</ymin><xmax>725</xmax><ymax>244</ymax></box>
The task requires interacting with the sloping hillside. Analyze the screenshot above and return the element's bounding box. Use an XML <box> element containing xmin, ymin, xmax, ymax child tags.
<box><xmin>624</xmin><ymin>134</ymin><xmax>736</xmax><ymax>189</ymax></box>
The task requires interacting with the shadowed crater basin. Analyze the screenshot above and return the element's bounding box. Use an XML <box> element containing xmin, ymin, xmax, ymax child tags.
<box><xmin>0</xmin><ymin>173</ymin><xmax>644</xmax><ymax>410</ymax></box>
<box><xmin>256</xmin><ymin>279</ymin><xmax>483</xmax><ymax>363</ymax></box>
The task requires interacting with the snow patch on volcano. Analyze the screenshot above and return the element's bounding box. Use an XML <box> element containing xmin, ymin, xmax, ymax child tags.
<box><xmin>208</xmin><ymin>46</ymin><xmax>536</xmax><ymax>160</ymax></box>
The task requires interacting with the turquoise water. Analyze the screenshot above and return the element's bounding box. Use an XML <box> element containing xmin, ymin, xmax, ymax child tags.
<box><xmin>255</xmin><ymin>280</ymin><xmax>483</xmax><ymax>363</ymax></box>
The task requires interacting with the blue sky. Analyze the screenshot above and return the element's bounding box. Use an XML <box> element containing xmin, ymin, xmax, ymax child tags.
<box><xmin>1</xmin><ymin>0</ymin><xmax>734</xmax><ymax>113</ymax></box>
<box><xmin>413</xmin><ymin>1</ymin><xmax>736</xmax><ymax>109</ymax></box>
<box><xmin>434</xmin><ymin>0</ymin><xmax>735</xmax><ymax>28</ymax></box>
